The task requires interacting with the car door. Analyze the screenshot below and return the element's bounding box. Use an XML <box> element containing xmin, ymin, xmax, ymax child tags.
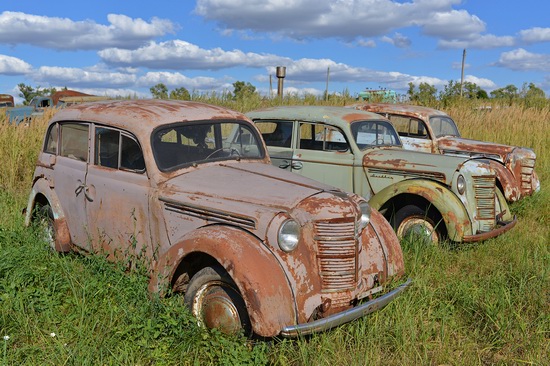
<box><xmin>387</xmin><ymin>114</ymin><xmax>436</xmax><ymax>153</ymax></box>
<box><xmin>84</xmin><ymin>125</ymin><xmax>152</xmax><ymax>260</ymax></box>
<box><xmin>52</xmin><ymin>122</ymin><xmax>91</xmax><ymax>250</ymax></box>
<box><xmin>293</xmin><ymin>122</ymin><xmax>355</xmax><ymax>192</ymax></box>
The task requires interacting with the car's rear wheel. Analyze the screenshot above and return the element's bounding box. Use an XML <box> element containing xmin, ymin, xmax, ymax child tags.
<box><xmin>36</xmin><ymin>204</ymin><xmax>56</xmax><ymax>251</ymax></box>
<box><xmin>393</xmin><ymin>205</ymin><xmax>441</xmax><ymax>245</ymax></box>
<box><xmin>184</xmin><ymin>265</ymin><xmax>251</xmax><ymax>336</ymax></box>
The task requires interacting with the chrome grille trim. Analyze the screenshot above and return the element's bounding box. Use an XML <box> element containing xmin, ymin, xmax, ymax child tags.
<box><xmin>472</xmin><ymin>176</ymin><xmax>496</xmax><ymax>232</ymax></box>
<box><xmin>314</xmin><ymin>220</ymin><xmax>358</xmax><ymax>292</ymax></box>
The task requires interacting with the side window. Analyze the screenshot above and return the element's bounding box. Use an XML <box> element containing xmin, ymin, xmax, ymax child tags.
<box><xmin>121</xmin><ymin>135</ymin><xmax>145</xmax><ymax>171</ymax></box>
<box><xmin>256</xmin><ymin>121</ymin><xmax>293</xmax><ymax>148</ymax></box>
<box><xmin>95</xmin><ymin>127</ymin><xmax>120</xmax><ymax>168</ymax></box>
<box><xmin>299</xmin><ymin>123</ymin><xmax>349</xmax><ymax>151</ymax></box>
<box><xmin>44</xmin><ymin>123</ymin><xmax>58</xmax><ymax>154</ymax></box>
<box><xmin>59</xmin><ymin>123</ymin><xmax>89</xmax><ymax>161</ymax></box>
<box><xmin>389</xmin><ymin>115</ymin><xmax>428</xmax><ymax>138</ymax></box>
<box><xmin>95</xmin><ymin>127</ymin><xmax>145</xmax><ymax>172</ymax></box>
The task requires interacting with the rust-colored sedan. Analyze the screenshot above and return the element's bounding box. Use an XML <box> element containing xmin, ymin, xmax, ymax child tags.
<box><xmin>352</xmin><ymin>103</ymin><xmax>540</xmax><ymax>202</ymax></box>
<box><xmin>25</xmin><ymin>99</ymin><xmax>409</xmax><ymax>338</ymax></box>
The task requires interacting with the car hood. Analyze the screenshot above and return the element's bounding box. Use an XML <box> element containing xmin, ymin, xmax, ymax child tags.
<box><xmin>362</xmin><ymin>148</ymin><xmax>470</xmax><ymax>186</ymax></box>
<box><xmin>437</xmin><ymin>136</ymin><xmax>517</xmax><ymax>161</ymax></box>
<box><xmin>159</xmin><ymin>162</ymin><xmax>339</xmax><ymax>215</ymax></box>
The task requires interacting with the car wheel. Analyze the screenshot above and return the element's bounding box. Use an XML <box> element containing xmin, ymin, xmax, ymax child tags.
<box><xmin>37</xmin><ymin>204</ymin><xmax>56</xmax><ymax>251</ymax></box>
<box><xmin>184</xmin><ymin>265</ymin><xmax>251</xmax><ymax>336</ymax></box>
<box><xmin>393</xmin><ymin>205</ymin><xmax>441</xmax><ymax>245</ymax></box>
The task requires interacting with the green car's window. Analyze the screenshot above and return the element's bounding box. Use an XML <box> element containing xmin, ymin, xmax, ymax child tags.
<box><xmin>299</xmin><ymin>122</ymin><xmax>349</xmax><ymax>152</ymax></box>
<box><xmin>256</xmin><ymin>121</ymin><xmax>293</xmax><ymax>148</ymax></box>
<box><xmin>351</xmin><ymin>120</ymin><xmax>401</xmax><ymax>149</ymax></box>
<box><xmin>429</xmin><ymin>116</ymin><xmax>460</xmax><ymax>137</ymax></box>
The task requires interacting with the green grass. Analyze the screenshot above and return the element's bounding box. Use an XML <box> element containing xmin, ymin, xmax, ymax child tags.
<box><xmin>1</xmin><ymin>99</ymin><xmax>548</xmax><ymax>365</ymax></box>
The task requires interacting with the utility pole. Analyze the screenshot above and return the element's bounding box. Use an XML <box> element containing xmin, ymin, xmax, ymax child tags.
<box><xmin>460</xmin><ymin>49</ymin><xmax>466</xmax><ymax>97</ymax></box>
<box><xmin>325</xmin><ymin>67</ymin><xmax>330</xmax><ymax>101</ymax></box>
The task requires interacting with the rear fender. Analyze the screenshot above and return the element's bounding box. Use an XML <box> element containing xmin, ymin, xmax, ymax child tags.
<box><xmin>25</xmin><ymin>178</ymin><xmax>72</xmax><ymax>252</ymax></box>
<box><xmin>369</xmin><ymin>179</ymin><xmax>472</xmax><ymax>241</ymax></box>
<box><xmin>150</xmin><ymin>225</ymin><xmax>295</xmax><ymax>337</ymax></box>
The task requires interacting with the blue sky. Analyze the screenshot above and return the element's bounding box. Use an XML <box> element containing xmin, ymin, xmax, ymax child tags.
<box><xmin>1</xmin><ymin>0</ymin><xmax>549</xmax><ymax>104</ymax></box>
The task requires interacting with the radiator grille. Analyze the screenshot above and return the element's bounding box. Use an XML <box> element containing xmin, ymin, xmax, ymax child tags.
<box><xmin>472</xmin><ymin>176</ymin><xmax>496</xmax><ymax>232</ymax></box>
<box><xmin>520</xmin><ymin>158</ymin><xmax>536</xmax><ymax>191</ymax></box>
<box><xmin>314</xmin><ymin>220</ymin><xmax>358</xmax><ymax>292</ymax></box>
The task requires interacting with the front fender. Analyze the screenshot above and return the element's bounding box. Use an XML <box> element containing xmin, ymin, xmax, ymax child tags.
<box><xmin>25</xmin><ymin>178</ymin><xmax>72</xmax><ymax>252</ymax></box>
<box><xmin>482</xmin><ymin>159</ymin><xmax>521</xmax><ymax>202</ymax></box>
<box><xmin>150</xmin><ymin>225</ymin><xmax>296</xmax><ymax>337</ymax></box>
<box><xmin>369</xmin><ymin>179</ymin><xmax>473</xmax><ymax>241</ymax></box>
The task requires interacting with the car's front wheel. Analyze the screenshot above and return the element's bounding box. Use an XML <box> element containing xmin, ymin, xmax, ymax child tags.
<box><xmin>184</xmin><ymin>265</ymin><xmax>251</xmax><ymax>336</ymax></box>
<box><xmin>393</xmin><ymin>205</ymin><xmax>442</xmax><ymax>245</ymax></box>
<box><xmin>36</xmin><ymin>204</ymin><xmax>56</xmax><ymax>251</ymax></box>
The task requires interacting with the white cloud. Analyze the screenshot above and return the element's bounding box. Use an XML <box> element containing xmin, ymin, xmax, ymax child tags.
<box><xmin>138</xmin><ymin>71</ymin><xmax>234</xmax><ymax>91</ymax></box>
<box><xmin>33</xmin><ymin>66</ymin><xmax>137</xmax><ymax>87</ymax></box>
<box><xmin>0</xmin><ymin>11</ymin><xmax>175</xmax><ymax>50</ymax></box>
<box><xmin>438</xmin><ymin>34</ymin><xmax>515</xmax><ymax>49</ymax></box>
<box><xmin>357</xmin><ymin>39</ymin><xmax>377</xmax><ymax>48</ymax></box>
<box><xmin>99</xmin><ymin>40</ymin><xmax>291</xmax><ymax>70</ymax></box>
<box><xmin>494</xmin><ymin>48</ymin><xmax>550</xmax><ymax>72</ymax></box>
<box><xmin>0</xmin><ymin>54</ymin><xmax>32</xmax><ymax>75</ymax></box>
<box><xmin>194</xmin><ymin>0</ymin><xmax>492</xmax><ymax>46</ymax></box>
<box><xmin>519</xmin><ymin>27</ymin><xmax>550</xmax><ymax>43</ymax></box>
<box><xmin>463</xmin><ymin>75</ymin><xmax>497</xmax><ymax>89</ymax></box>
<box><xmin>381</xmin><ymin>33</ymin><xmax>411</xmax><ymax>48</ymax></box>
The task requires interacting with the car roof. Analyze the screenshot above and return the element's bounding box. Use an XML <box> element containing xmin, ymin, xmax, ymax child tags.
<box><xmin>246</xmin><ymin>105</ymin><xmax>385</xmax><ymax>127</ymax></box>
<box><xmin>50</xmin><ymin>99</ymin><xmax>249</xmax><ymax>139</ymax></box>
<box><xmin>349</xmin><ymin>103</ymin><xmax>449</xmax><ymax>120</ymax></box>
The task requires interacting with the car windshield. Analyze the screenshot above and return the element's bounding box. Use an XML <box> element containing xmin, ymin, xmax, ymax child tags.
<box><xmin>429</xmin><ymin>116</ymin><xmax>460</xmax><ymax>137</ymax></box>
<box><xmin>152</xmin><ymin>121</ymin><xmax>264</xmax><ymax>171</ymax></box>
<box><xmin>350</xmin><ymin>120</ymin><xmax>401</xmax><ymax>150</ymax></box>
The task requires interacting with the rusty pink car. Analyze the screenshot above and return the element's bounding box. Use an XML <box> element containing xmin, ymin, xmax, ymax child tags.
<box><xmin>24</xmin><ymin>99</ymin><xmax>409</xmax><ymax>338</ymax></box>
<box><xmin>352</xmin><ymin>103</ymin><xmax>540</xmax><ymax>202</ymax></box>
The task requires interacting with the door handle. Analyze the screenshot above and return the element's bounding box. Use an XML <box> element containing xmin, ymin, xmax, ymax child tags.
<box><xmin>75</xmin><ymin>182</ymin><xmax>94</xmax><ymax>202</ymax></box>
<box><xmin>278</xmin><ymin>160</ymin><xmax>290</xmax><ymax>169</ymax></box>
<box><xmin>291</xmin><ymin>161</ymin><xmax>303</xmax><ymax>170</ymax></box>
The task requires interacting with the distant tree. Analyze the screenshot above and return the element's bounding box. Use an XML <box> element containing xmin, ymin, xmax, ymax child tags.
<box><xmin>232</xmin><ymin>81</ymin><xmax>256</xmax><ymax>100</ymax></box>
<box><xmin>170</xmin><ymin>87</ymin><xmax>191</xmax><ymax>100</ymax></box>
<box><xmin>490</xmin><ymin>84</ymin><xmax>519</xmax><ymax>105</ymax></box>
<box><xmin>407</xmin><ymin>82</ymin><xmax>437</xmax><ymax>105</ymax></box>
<box><xmin>521</xmin><ymin>82</ymin><xmax>546</xmax><ymax>108</ymax></box>
<box><xmin>150</xmin><ymin>83</ymin><xmax>169</xmax><ymax>99</ymax></box>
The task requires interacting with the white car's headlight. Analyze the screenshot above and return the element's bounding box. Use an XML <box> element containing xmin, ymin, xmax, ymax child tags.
<box><xmin>358</xmin><ymin>201</ymin><xmax>371</xmax><ymax>232</ymax></box>
<box><xmin>457</xmin><ymin>174</ymin><xmax>466</xmax><ymax>195</ymax></box>
<box><xmin>278</xmin><ymin>219</ymin><xmax>300</xmax><ymax>252</ymax></box>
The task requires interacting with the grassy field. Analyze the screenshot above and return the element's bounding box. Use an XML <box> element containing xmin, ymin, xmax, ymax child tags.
<box><xmin>0</xmin><ymin>100</ymin><xmax>548</xmax><ymax>365</ymax></box>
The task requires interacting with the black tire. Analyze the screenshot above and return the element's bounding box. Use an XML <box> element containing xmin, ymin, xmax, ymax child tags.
<box><xmin>183</xmin><ymin>265</ymin><xmax>251</xmax><ymax>336</ymax></box>
<box><xmin>392</xmin><ymin>205</ymin><xmax>442</xmax><ymax>245</ymax></box>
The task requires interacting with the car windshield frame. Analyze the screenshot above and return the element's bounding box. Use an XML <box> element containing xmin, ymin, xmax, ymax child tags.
<box><xmin>428</xmin><ymin>116</ymin><xmax>460</xmax><ymax>138</ymax></box>
<box><xmin>152</xmin><ymin>119</ymin><xmax>265</xmax><ymax>172</ymax></box>
<box><xmin>350</xmin><ymin>119</ymin><xmax>402</xmax><ymax>150</ymax></box>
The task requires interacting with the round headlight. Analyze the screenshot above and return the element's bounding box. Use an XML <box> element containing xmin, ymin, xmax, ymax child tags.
<box><xmin>457</xmin><ymin>174</ymin><xmax>466</xmax><ymax>195</ymax></box>
<box><xmin>278</xmin><ymin>219</ymin><xmax>300</xmax><ymax>252</ymax></box>
<box><xmin>358</xmin><ymin>201</ymin><xmax>371</xmax><ymax>232</ymax></box>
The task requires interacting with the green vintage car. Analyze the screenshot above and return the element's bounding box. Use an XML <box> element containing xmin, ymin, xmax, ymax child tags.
<box><xmin>247</xmin><ymin>106</ymin><xmax>517</xmax><ymax>244</ymax></box>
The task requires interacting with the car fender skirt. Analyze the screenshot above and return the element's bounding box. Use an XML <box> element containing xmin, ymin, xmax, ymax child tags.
<box><xmin>151</xmin><ymin>225</ymin><xmax>296</xmax><ymax>337</ymax></box>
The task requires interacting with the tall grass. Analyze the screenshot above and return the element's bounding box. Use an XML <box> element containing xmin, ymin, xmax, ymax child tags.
<box><xmin>0</xmin><ymin>100</ymin><xmax>548</xmax><ymax>365</ymax></box>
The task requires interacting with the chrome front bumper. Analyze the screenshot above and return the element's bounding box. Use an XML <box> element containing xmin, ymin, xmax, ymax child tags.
<box><xmin>280</xmin><ymin>278</ymin><xmax>412</xmax><ymax>337</ymax></box>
